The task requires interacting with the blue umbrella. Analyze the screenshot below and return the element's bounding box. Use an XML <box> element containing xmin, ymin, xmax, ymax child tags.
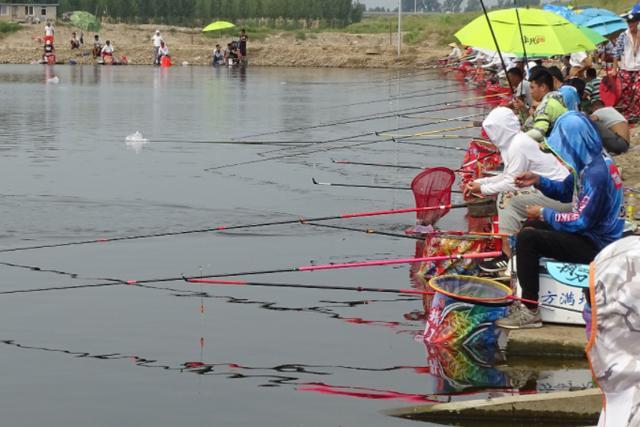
<box><xmin>567</xmin><ymin>7</ymin><xmax>627</xmax><ymax>36</ymax></box>
<box><xmin>583</xmin><ymin>15</ymin><xmax>628</xmax><ymax>36</ymax></box>
<box><xmin>543</xmin><ymin>4</ymin><xmax>578</xmax><ymax>20</ymax></box>
<box><xmin>573</xmin><ymin>7</ymin><xmax>618</xmax><ymax>24</ymax></box>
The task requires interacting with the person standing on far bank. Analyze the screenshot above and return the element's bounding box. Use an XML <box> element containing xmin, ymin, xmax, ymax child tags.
<box><xmin>152</xmin><ymin>30</ymin><xmax>163</xmax><ymax>65</ymax></box>
<box><xmin>239</xmin><ymin>29</ymin><xmax>248</xmax><ymax>61</ymax></box>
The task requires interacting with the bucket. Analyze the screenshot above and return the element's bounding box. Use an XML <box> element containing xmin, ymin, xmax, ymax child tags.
<box><xmin>46</xmin><ymin>55</ymin><xmax>56</xmax><ymax>65</ymax></box>
<box><xmin>161</xmin><ymin>56</ymin><xmax>171</xmax><ymax>67</ymax></box>
<box><xmin>424</xmin><ymin>275</ymin><xmax>509</xmax><ymax>347</ymax></box>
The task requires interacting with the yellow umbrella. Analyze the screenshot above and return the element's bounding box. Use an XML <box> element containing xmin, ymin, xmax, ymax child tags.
<box><xmin>202</xmin><ymin>21</ymin><xmax>235</xmax><ymax>32</ymax></box>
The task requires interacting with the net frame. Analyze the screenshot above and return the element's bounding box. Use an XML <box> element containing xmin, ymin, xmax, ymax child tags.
<box><xmin>411</xmin><ymin>167</ymin><xmax>455</xmax><ymax>225</ymax></box>
<box><xmin>428</xmin><ymin>275</ymin><xmax>513</xmax><ymax>307</ymax></box>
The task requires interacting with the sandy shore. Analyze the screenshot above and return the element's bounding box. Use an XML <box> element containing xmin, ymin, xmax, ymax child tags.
<box><xmin>616</xmin><ymin>127</ymin><xmax>640</xmax><ymax>190</ymax></box>
<box><xmin>0</xmin><ymin>22</ymin><xmax>447</xmax><ymax>68</ymax></box>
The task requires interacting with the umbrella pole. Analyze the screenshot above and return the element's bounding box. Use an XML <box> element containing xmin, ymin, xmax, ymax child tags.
<box><xmin>514</xmin><ymin>3</ymin><xmax>529</xmax><ymax>70</ymax></box>
<box><xmin>479</xmin><ymin>0</ymin><xmax>515</xmax><ymax>94</ymax></box>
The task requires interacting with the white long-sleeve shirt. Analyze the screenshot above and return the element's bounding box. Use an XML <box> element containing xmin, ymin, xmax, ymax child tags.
<box><xmin>475</xmin><ymin>107</ymin><xmax>569</xmax><ymax>195</ymax></box>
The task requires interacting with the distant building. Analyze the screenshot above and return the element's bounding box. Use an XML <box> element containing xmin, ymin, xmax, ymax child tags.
<box><xmin>0</xmin><ymin>2</ymin><xmax>58</xmax><ymax>23</ymax></box>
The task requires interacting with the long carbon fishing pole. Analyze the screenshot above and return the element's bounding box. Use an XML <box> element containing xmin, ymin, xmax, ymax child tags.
<box><xmin>207</xmin><ymin>112</ymin><xmax>486</xmax><ymax>171</ymax></box>
<box><xmin>0</xmin><ymin>200</ymin><xmax>493</xmax><ymax>254</ymax></box>
<box><xmin>311</xmin><ymin>178</ymin><xmax>463</xmax><ymax>194</ymax></box>
<box><xmin>332</xmin><ymin>150</ymin><xmax>499</xmax><ymax>172</ymax></box>
<box><xmin>148</xmin><ymin>139</ymin><xmax>377</xmax><ymax>145</ymax></box>
<box><xmin>377</xmin><ymin>123</ymin><xmax>479</xmax><ymax>140</ymax></box>
<box><xmin>332</xmin><ymin>159</ymin><xmax>421</xmax><ymax>170</ymax></box>
<box><xmin>324</xmin><ymin>85</ymin><xmax>473</xmax><ymax>110</ymax></box>
<box><xmin>233</xmin><ymin>94</ymin><xmax>493</xmax><ymax>141</ymax></box>
<box><xmin>186</xmin><ymin>278</ymin><xmax>433</xmax><ymax>296</ymax></box>
<box><xmin>303</xmin><ymin>222</ymin><xmax>423</xmax><ymax>240</ymax></box>
<box><xmin>0</xmin><ymin>252</ymin><xmax>500</xmax><ymax>296</ymax></box>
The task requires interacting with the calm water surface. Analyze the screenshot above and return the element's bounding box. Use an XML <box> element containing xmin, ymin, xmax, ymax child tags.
<box><xmin>0</xmin><ymin>64</ymin><xmax>591</xmax><ymax>427</ymax></box>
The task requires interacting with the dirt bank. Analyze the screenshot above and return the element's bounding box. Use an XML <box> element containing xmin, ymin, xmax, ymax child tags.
<box><xmin>0</xmin><ymin>22</ymin><xmax>448</xmax><ymax>68</ymax></box>
<box><xmin>616</xmin><ymin>127</ymin><xmax>640</xmax><ymax>190</ymax></box>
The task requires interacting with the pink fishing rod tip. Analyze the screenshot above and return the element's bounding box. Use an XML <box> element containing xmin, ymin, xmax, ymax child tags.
<box><xmin>215</xmin><ymin>226</ymin><xmax>226</xmax><ymax>230</ymax></box>
<box><xmin>126</xmin><ymin>280</ymin><xmax>138</xmax><ymax>285</ymax></box>
<box><xmin>97</xmin><ymin>238</ymin><xmax>108</xmax><ymax>242</ymax></box>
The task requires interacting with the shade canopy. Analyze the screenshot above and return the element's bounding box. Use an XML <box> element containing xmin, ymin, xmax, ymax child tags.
<box><xmin>69</xmin><ymin>11</ymin><xmax>100</xmax><ymax>33</ymax></box>
<box><xmin>455</xmin><ymin>8</ymin><xmax>598</xmax><ymax>57</ymax></box>
<box><xmin>202</xmin><ymin>21</ymin><xmax>235</xmax><ymax>32</ymax></box>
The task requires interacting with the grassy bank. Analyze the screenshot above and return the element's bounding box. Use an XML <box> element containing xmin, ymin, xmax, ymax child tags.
<box><xmin>343</xmin><ymin>13</ymin><xmax>478</xmax><ymax>47</ymax></box>
<box><xmin>0</xmin><ymin>22</ymin><xmax>20</xmax><ymax>36</ymax></box>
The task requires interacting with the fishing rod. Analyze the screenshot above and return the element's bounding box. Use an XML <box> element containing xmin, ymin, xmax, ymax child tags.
<box><xmin>233</xmin><ymin>93</ymin><xmax>493</xmax><ymax>142</ymax></box>
<box><xmin>303</xmin><ymin>222</ymin><xmax>459</xmax><ymax>241</ymax></box>
<box><xmin>376</xmin><ymin>123</ymin><xmax>480</xmax><ymax>140</ymax></box>
<box><xmin>255</xmin><ymin>126</ymin><xmax>481</xmax><ymax>158</ymax></box>
<box><xmin>332</xmin><ymin>150</ymin><xmax>498</xmax><ymax>173</ymax></box>
<box><xmin>332</xmin><ymin>153</ymin><xmax>491</xmax><ymax>171</ymax></box>
<box><xmin>323</xmin><ymin>85</ymin><xmax>474</xmax><ymax>110</ymax></box>
<box><xmin>147</xmin><ymin>139</ymin><xmax>378</xmax><ymax>145</ymax></box>
<box><xmin>311</xmin><ymin>178</ymin><xmax>463</xmax><ymax>194</ymax></box>
<box><xmin>332</xmin><ymin>159</ymin><xmax>422</xmax><ymax>170</ymax></box>
<box><xmin>0</xmin><ymin>251</ymin><xmax>500</xmax><ymax>296</ymax></box>
<box><xmin>207</xmin><ymin>111</ymin><xmax>488</xmax><ymax>171</ymax></box>
<box><xmin>185</xmin><ymin>278</ymin><xmax>433</xmax><ymax>297</ymax></box>
<box><xmin>0</xmin><ymin>200</ymin><xmax>494</xmax><ymax>254</ymax></box>
<box><xmin>176</xmin><ymin>251</ymin><xmax>502</xmax><ymax>281</ymax></box>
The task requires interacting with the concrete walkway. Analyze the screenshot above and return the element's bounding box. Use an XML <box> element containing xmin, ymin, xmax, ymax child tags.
<box><xmin>501</xmin><ymin>324</ymin><xmax>587</xmax><ymax>358</ymax></box>
<box><xmin>390</xmin><ymin>388</ymin><xmax>601</xmax><ymax>425</ymax></box>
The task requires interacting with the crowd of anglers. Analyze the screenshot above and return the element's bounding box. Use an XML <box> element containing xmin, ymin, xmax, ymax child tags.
<box><xmin>438</xmin><ymin>4</ymin><xmax>640</xmax><ymax>330</ymax></box>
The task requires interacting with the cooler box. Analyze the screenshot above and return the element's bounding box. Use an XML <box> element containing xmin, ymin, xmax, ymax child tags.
<box><xmin>514</xmin><ymin>259</ymin><xmax>586</xmax><ymax>325</ymax></box>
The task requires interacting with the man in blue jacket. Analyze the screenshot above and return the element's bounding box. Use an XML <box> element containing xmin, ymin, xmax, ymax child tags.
<box><xmin>496</xmin><ymin>111</ymin><xmax>624</xmax><ymax>329</ymax></box>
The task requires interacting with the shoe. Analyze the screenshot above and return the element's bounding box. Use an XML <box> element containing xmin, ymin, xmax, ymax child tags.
<box><xmin>479</xmin><ymin>254</ymin><xmax>509</xmax><ymax>273</ymax></box>
<box><xmin>495</xmin><ymin>302</ymin><xmax>543</xmax><ymax>329</ymax></box>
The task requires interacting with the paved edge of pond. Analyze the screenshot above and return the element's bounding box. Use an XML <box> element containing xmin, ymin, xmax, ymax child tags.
<box><xmin>501</xmin><ymin>325</ymin><xmax>587</xmax><ymax>358</ymax></box>
<box><xmin>388</xmin><ymin>388</ymin><xmax>602</xmax><ymax>425</ymax></box>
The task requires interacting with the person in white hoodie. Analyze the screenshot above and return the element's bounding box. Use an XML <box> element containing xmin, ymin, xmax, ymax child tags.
<box><xmin>463</xmin><ymin>107</ymin><xmax>572</xmax><ymax>272</ymax></box>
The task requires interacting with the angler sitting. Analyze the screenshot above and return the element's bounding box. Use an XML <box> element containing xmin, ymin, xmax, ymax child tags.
<box><xmin>157</xmin><ymin>41</ymin><xmax>170</xmax><ymax>64</ymax></box>
<box><xmin>446</xmin><ymin>42</ymin><xmax>463</xmax><ymax>62</ymax></box>
<box><xmin>590</xmin><ymin>100</ymin><xmax>630</xmax><ymax>155</ymax></box>
<box><xmin>92</xmin><ymin>35</ymin><xmax>102</xmax><ymax>58</ymax></box>
<box><xmin>496</xmin><ymin>111</ymin><xmax>624</xmax><ymax>329</ymax></box>
<box><xmin>463</xmin><ymin>107</ymin><xmax>572</xmax><ymax>273</ymax></box>
<box><xmin>521</xmin><ymin>67</ymin><xmax>567</xmax><ymax>143</ymax></box>
<box><xmin>101</xmin><ymin>40</ymin><xmax>114</xmax><ymax>64</ymax></box>
<box><xmin>212</xmin><ymin>44</ymin><xmax>224</xmax><ymax>66</ymax></box>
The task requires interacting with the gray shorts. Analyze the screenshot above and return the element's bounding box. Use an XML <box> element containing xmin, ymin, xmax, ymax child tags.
<box><xmin>497</xmin><ymin>189</ymin><xmax>572</xmax><ymax>234</ymax></box>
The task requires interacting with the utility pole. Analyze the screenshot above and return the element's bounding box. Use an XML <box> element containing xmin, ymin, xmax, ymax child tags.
<box><xmin>397</xmin><ymin>0</ymin><xmax>402</xmax><ymax>56</ymax></box>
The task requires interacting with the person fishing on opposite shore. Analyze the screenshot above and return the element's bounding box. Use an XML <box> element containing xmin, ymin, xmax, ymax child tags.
<box><xmin>463</xmin><ymin>107</ymin><xmax>571</xmax><ymax>273</ymax></box>
<box><xmin>520</xmin><ymin>67</ymin><xmax>567</xmax><ymax>143</ymax></box>
<box><xmin>495</xmin><ymin>111</ymin><xmax>624</xmax><ymax>329</ymax></box>
<box><xmin>238</xmin><ymin>29</ymin><xmax>248</xmax><ymax>62</ymax></box>
<box><xmin>92</xmin><ymin>34</ymin><xmax>102</xmax><ymax>58</ymax></box>
<box><xmin>152</xmin><ymin>30</ymin><xmax>163</xmax><ymax>65</ymax></box>
<box><xmin>212</xmin><ymin>44</ymin><xmax>224</xmax><ymax>66</ymax></box>
<box><xmin>101</xmin><ymin>40</ymin><xmax>114</xmax><ymax>64</ymax></box>
<box><xmin>44</xmin><ymin>21</ymin><xmax>54</xmax><ymax>44</ymax></box>
<box><xmin>157</xmin><ymin>40</ymin><xmax>169</xmax><ymax>64</ymax></box>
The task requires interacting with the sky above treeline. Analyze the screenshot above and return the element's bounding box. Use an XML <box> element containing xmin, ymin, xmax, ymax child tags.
<box><xmin>361</xmin><ymin>0</ymin><xmax>401</xmax><ymax>8</ymax></box>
